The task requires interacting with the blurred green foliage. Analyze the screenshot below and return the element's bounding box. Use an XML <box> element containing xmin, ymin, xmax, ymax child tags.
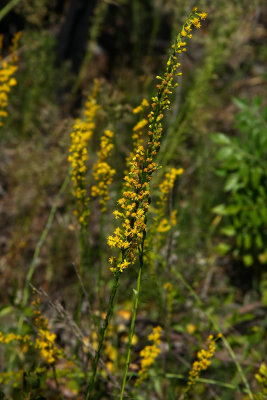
<box><xmin>212</xmin><ymin>96</ymin><xmax>267</xmax><ymax>272</ymax></box>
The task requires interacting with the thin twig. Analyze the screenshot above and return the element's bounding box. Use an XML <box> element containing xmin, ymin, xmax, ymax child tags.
<box><xmin>0</xmin><ymin>0</ymin><xmax>22</xmax><ymax>21</ymax></box>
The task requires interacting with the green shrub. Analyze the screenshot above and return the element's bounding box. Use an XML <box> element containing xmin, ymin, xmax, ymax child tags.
<box><xmin>212</xmin><ymin>96</ymin><xmax>267</xmax><ymax>273</ymax></box>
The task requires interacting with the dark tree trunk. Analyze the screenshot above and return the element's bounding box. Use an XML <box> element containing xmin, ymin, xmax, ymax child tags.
<box><xmin>56</xmin><ymin>0</ymin><xmax>97</xmax><ymax>73</ymax></box>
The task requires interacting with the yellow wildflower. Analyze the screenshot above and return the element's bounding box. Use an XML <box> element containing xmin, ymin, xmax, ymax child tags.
<box><xmin>108</xmin><ymin>7</ymin><xmax>206</xmax><ymax>273</ymax></box>
<box><xmin>135</xmin><ymin>326</ymin><xmax>162</xmax><ymax>386</ymax></box>
<box><xmin>185</xmin><ymin>333</ymin><xmax>220</xmax><ymax>393</ymax></box>
<box><xmin>132</xmin><ymin>98</ymin><xmax>149</xmax><ymax>114</ymax></box>
<box><xmin>35</xmin><ymin>326</ymin><xmax>62</xmax><ymax>364</ymax></box>
<box><xmin>146</xmin><ymin>167</ymin><xmax>183</xmax><ymax>267</ymax></box>
<box><xmin>198</xmin><ymin>12</ymin><xmax>208</xmax><ymax>20</ymax></box>
<box><xmin>255</xmin><ymin>363</ymin><xmax>267</xmax><ymax>395</ymax></box>
<box><xmin>157</xmin><ymin>218</ymin><xmax>171</xmax><ymax>233</ymax></box>
<box><xmin>68</xmin><ymin>80</ymin><xmax>99</xmax><ymax>225</ymax></box>
<box><xmin>91</xmin><ymin>129</ymin><xmax>115</xmax><ymax>212</ymax></box>
<box><xmin>0</xmin><ymin>32</ymin><xmax>21</xmax><ymax>127</ymax></box>
<box><xmin>171</xmin><ymin>210</ymin><xmax>177</xmax><ymax>226</ymax></box>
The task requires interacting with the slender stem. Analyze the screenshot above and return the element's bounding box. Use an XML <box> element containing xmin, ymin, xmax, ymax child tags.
<box><xmin>0</xmin><ymin>0</ymin><xmax>22</xmax><ymax>21</ymax></box>
<box><xmin>75</xmin><ymin>224</ymin><xmax>91</xmax><ymax>328</ymax></box>
<box><xmin>97</xmin><ymin>213</ymin><xmax>105</xmax><ymax>315</ymax></box>
<box><xmin>120</xmin><ymin>238</ymin><xmax>144</xmax><ymax>400</ymax></box>
<box><xmin>171</xmin><ymin>266</ymin><xmax>254</xmax><ymax>400</ymax></box>
<box><xmin>86</xmin><ymin>272</ymin><xmax>120</xmax><ymax>399</ymax></box>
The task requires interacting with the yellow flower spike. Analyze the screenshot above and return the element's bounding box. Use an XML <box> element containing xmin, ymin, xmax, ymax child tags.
<box><xmin>133</xmin><ymin>118</ymin><xmax>148</xmax><ymax>132</ymax></box>
<box><xmin>185</xmin><ymin>333</ymin><xmax>220</xmax><ymax>393</ymax></box>
<box><xmin>157</xmin><ymin>218</ymin><xmax>171</xmax><ymax>233</ymax></box>
<box><xmin>255</xmin><ymin>363</ymin><xmax>267</xmax><ymax>394</ymax></box>
<box><xmin>91</xmin><ymin>129</ymin><xmax>116</xmax><ymax>212</ymax></box>
<box><xmin>135</xmin><ymin>326</ymin><xmax>162</xmax><ymax>386</ymax></box>
<box><xmin>0</xmin><ymin>32</ymin><xmax>21</xmax><ymax>127</ymax></box>
<box><xmin>69</xmin><ymin>80</ymin><xmax>99</xmax><ymax>226</ymax></box>
<box><xmin>145</xmin><ymin>167</ymin><xmax>183</xmax><ymax>258</ymax></box>
<box><xmin>108</xmin><ymin>7</ymin><xmax>206</xmax><ymax>275</ymax></box>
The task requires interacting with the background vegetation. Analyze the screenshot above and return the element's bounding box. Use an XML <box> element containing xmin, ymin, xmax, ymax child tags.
<box><xmin>0</xmin><ymin>0</ymin><xmax>266</xmax><ymax>399</ymax></box>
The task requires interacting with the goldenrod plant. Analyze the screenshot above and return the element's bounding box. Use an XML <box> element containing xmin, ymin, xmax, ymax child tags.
<box><xmin>185</xmin><ymin>333</ymin><xmax>221</xmax><ymax>395</ymax></box>
<box><xmin>0</xmin><ymin>32</ymin><xmax>21</xmax><ymax>127</ymax></box>
<box><xmin>68</xmin><ymin>80</ymin><xmax>100</xmax><ymax>227</ymax></box>
<box><xmin>135</xmin><ymin>326</ymin><xmax>162</xmax><ymax>387</ymax></box>
<box><xmin>255</xmin><ymin>363</ymin><xmax>267</xmax><ymax>398</ymax></box>
<box><xmin>87</xmin><ymin>7</ymin><xmax>208</xmax><ymax>399</ymax></box>
<box><xmin>91</xmin><ymin>129</ymin><xmax>116</xmax><ymax>212</ymax></box>
<box><xmin>1</xmin><ymin>1</ymin><xmax>265</xmax><ymax>399</ymax></box>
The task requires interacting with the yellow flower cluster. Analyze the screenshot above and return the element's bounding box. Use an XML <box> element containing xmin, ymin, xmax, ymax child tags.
<box><xmin>108</xmin><ymin>8</ymin><xmax>206</xmax><ymax>273</ymax></box>
<box><xmin>157</xmin><ymin>218</ymin><xmax>171</xmax><ymax>233</ymax></box>
<box><xmin>144</xmin><ymin>169</ymin><xmax>182</xmax><ymax>271</ymax></box>
<box><xmin>132</xmin><ymin>98</ymin><xmax>149</xmax><ymax>114</ymax></box>
<box><xmin>255</xmin><ymin>363</ymin><xmax>267</xmax><ymax>395</ymax></box>
<box><xmin>108</xmin><ymin>141</ymin><xmax>151</xmax><ymax>273</ymax></box>
<box><xmin>158</xmin><ymin>168</ymin><xmax>183</xmax><ymax>211</ymax></box>
<box><xmin>0</xmin><ymin>331</ymin><xmax>30</xmax><ymax>344</ymax></box>
<box><xmin>0</xmin><ymin>327</ymin><xmax>61</xmax><ymax>365</ymax></box>
<box><xmin>171</xmin><ymin>210</ymin><xmax>177</xmax><ymax>226</ymax></box>
<box><xmin>0</xmin><ymin>32</ymin><xmax>21</xmax><ymax>127</ymax></box>
<box><xmin>125</xmin><ymin>98</ymin><xmax>150</xmax><ymax>171</ymax></box>
<box><xmin>181</xmin><ymin>8</ymin><xmax>208</xmax><ymax>35</ymax></box>
<box><xmin>154</xmin><ymin>168</ymin><xmax>183</xmax><ymax>236</ymax></box>
<box><xmin>68</xmin><ymin>80</ymin><xmax>99</xmax><ymax>225</ymax></box>
<box><xmin>32</xmin><ymin>297</ymin><xmax>63</xmax><ymax>364</ymax></box>
<box><xmin>186</xmin><ymin>333</ymin><xmax>221</xmax><ymax>392</ymax></box>
<box><xmin>35</xmin><ymin>328</ymin><xmax>61</xmax><ymax>364</ymax></box>
<box><xmin>135</xmin><ymin>326</ymin><xmax>162</xmax><ymax>386</ymax></box>
<box><xmin>0</xmin><ymin>369</ymin><xmax>24</xmax><ymax>387</ymax></box>
<box><xmin>149</xmin><ymin>168</ymin><xmax>183</xmax><ymax>248</ymax></box>
<box><xmin>91</xmin><ymin>129</ymin><xmax>115</xmax><ymax>212</ymax></box>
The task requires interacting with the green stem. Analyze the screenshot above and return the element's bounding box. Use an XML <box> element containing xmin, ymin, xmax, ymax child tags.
<box><xmin>171</xmin><ymin>266</ymin><xmax>254</xmax><ymax>400</ymax></box>
<box><xmin>97</xmin><ymin>213</ymin><xmax>105</xmax><ymax>316</ymax></box>
<box><xmin>120</xmin><ymin>239</ymin><xmax>144</xmax><ymax>400</ymax></box>
<box><xmin>75</xmin><ymin>225</ymin><xmax>91</xmax><ymax>327</ymax></box>
<box><xmin>85</xmin><ymin>272</ymin><xmax>120</xmax><ymax>399</ymax></box>
<box><xmin>0</xmin><ymin>0</ymin><xmax>22</xmax><ymax>21</ymax></box>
